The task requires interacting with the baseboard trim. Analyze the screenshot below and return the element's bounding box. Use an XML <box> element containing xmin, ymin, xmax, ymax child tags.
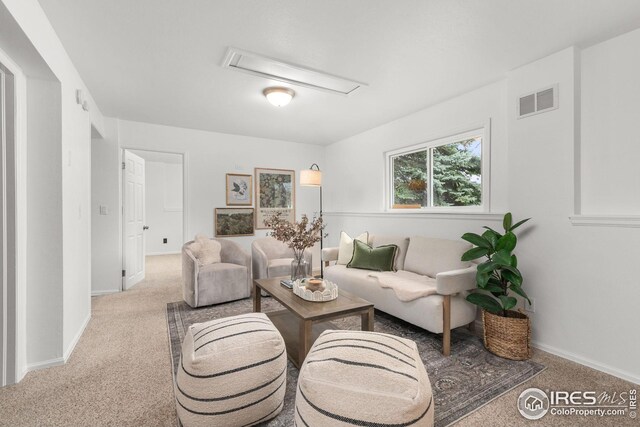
<box><xmin>146</xmin><ymin>251</ymin><xmax>181</xmax><ymax>256</ymax></box>
<box><xmin>91</xmin><ymin>289</ymin><xmax>120</xmax><ymax>296</ymax></box>
<box><xmin>26</xmin><ymin>357</ymin><xmax>64</xmax><ymax>372</ymax></box>
<box><xmin>63</xmin><ymin>313</ymin><xmax>91</xmax><ymax>362</ymax></box>
<box><xmin>532</xmin><ymin>340</ymin><xmax>639</xmax><ymax>385</ymax></box>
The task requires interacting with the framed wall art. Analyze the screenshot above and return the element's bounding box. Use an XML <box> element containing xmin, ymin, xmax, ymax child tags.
<box><xmin>254</xmin><ymin>167</ymin><xmax>295</xmax><ymax>229</ymax></box>
<box><xmin>215</xmin><ymin>208</ymin><xmax>255</xmax><ymax>237</ymax></box>
<box><xmin>226</xmin><ymin>173</ymin><xmax>252</xmax><ymax>206</ymax></box>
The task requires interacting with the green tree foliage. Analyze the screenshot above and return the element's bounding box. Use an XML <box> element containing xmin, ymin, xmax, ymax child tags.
<box><xmin>393</xmin><ymin>138</ymin><xmax>481</xmax><ymax>207</ymax></box>
<box><xmin>433</xmin><ymin>139</ymin><xmax>481</xmax><ymax>206</ymax></box>
<box><xmin>393</xmin><ymin>150</ymin><xmax>428</xmax><ymax>206</ymax></box>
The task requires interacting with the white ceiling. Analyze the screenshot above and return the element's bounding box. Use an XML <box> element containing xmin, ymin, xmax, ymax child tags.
<box><xmin>38</xmin><ymin>0</ymin><xmax>640</xmax><ymax>145</ymax></box>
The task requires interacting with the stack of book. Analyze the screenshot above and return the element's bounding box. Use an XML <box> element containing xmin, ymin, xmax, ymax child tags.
<box><xmin>280</xmin><ymin>279</ymin><xmax>294</xmax><ymax>289</ymax></box>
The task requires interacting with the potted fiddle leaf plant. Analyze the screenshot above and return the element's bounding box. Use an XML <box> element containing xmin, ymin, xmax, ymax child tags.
<box><xmin>461</xmin><ymin>212</ymin><xmax>532</xmax><ymax>360</ymax></box>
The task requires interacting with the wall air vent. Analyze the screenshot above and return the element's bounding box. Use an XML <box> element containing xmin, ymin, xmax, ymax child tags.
<box><xmin>221</xmin><ymin>47</ymin><xmax>367</xmax><ymax>96</ymax></box>
<box><xmin>518</xmin><ymin>84</ymin><xmax>558</xmax><ymax>119</ymax></box>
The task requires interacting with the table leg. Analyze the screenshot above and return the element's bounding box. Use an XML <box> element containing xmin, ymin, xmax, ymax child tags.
<box><xmin>361</xmin><ymin>307</ymin><xmax>374</xmax><ymax>331</ymax></box>
<box><xmin>253</xmin><ymin>283</ymin><xmax>261</xmax><ymax>312</ymax></box>
<box><xmin>299</xmin><ymin>319</ymin><xmax>313</xmax><ymax>365</ymax></box>
<box><xmin>443</xmin><ymin>294</ymin><xmax>451</xmax><ymax>356</ymax></box>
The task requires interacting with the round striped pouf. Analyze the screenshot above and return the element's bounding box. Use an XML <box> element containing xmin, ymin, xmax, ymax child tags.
<box><xmin>175</xmin><ymin>312</ymin><xmax>287</xmax><ymax>427</ymax></box>
<box><xmin>295</xmin><ymin>330</ymin><xmax>434</xmax><ymax>427</ymax></box>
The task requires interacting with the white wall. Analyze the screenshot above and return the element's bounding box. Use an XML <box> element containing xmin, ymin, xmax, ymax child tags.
<box><xmin>508</xmin><ymin>47</ymin><xmax>640</xmax><ymax>383</ymax></box>
<box><xmin>90</xmin><ymin>118</ymin><xmax>325</xmax><ymax>291</ymax></box>
<box><xmin>580</xmin><ymin>28</ymin><xmax>640</xmax><ymax>215</ymax></box>
<box><xmin>1</xmin><ymin>0</ymin><xmax>105</xmax><ymax>374</ymax></box>
<box><xmin>117</xmin><ymin>119</ymin><xmax>325</xmax><ymax>253</ymax></box>
<box><xmin>91</xmin><ymin>120</ymin><xmax>121</xmax><ymax>295</ymax></box>
<box><xmin>25</xmin><ymin>78</ymin><xmax>63</xmax><ymax>365</ymax></box>
<box><xmin>324</xmin><ymin>46</ymin><xmax>640</xmax><ymax>383</ymax></box>
<box><xmin>323</xmin><ymin>80</ymin><xmax>509</xmax><ymax>245</ymax></box>
<box><xmin>145</xmin><ymin>160</ymin><xmax>183</xmax><ymax>255</ymax></box>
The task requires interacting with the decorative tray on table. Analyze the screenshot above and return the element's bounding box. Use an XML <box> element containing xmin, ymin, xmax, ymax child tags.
<box><xmin>293</xmin><ymin>278</ymin><xmax>339</xmax><ymax>302</ymax></box>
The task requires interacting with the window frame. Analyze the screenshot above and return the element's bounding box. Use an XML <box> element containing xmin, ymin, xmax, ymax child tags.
<box><xmin>384</xmin><ymin>121</ymin><xmax>491</xmax><ymax>213</ymax></box>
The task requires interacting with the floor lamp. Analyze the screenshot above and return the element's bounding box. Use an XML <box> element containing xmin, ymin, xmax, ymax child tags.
<box><xmin>300</xmin><ymin>163</ymin><xmax>323</xmax><ymax>278</ymax></box>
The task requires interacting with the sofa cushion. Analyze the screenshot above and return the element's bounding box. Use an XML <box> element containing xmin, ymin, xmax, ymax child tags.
<box><xmin>189</xmin><ymin>234</ymin><xmax>222</xmax><ymax>266</ymax></box>
<box><xmin>347</xmin><ymin>240</ymin><xmax>397</xmax><ymax>272</ymax></box>
<box><xmin>337</xmin><ymin>231</ymin><xmax>369</xmax><ymax>265</ymax></box>
<box><xmin>370</xmin><ymin>235</ymin><xmax>410</xmax><ymax>270</ymax></box>
<box><xmin>324</xmin><ymin>264</ymin><xmax>477</xmax><ymax>333</ymax></box>
<box><xmin>198</xmin><ymin>238</ymin><xmax>222</xmax><ymax>265</ymax></box>
<box><xmin>404</xmin><ymin>237</ymin><xmax>471</xmax><ymax>277</ymax></box>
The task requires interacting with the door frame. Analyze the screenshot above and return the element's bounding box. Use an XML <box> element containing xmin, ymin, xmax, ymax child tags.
<box><xmin>0</xmin><ymin>49</ymin><xmax>26</xmax><ymax>386</ymax></box>
<box><xmin>119</xmin><ymin>147</ymin><xmax>188</xmax><ymax>291</ymax></box>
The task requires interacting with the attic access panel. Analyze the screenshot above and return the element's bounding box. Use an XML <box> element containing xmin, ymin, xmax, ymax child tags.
<box><xmin>222</xmin><ymin>47</ymin><xmax>367</xmax><ymax>96</ymax></box>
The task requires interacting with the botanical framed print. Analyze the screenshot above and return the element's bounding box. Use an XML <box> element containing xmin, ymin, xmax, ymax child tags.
<box><xmin>254</xmin><ymin>167</ymin><xmax>295</xmax><ymax>229</ymax></box>
<box><xmin>215</xmin><ymin>208</ymin><xmax>255</xmax><ymax>237</ymax></box>
<box><xmin>226</xmin><ymin>173</ymin><xmax>252</xmax><ymax>206</ymax></box>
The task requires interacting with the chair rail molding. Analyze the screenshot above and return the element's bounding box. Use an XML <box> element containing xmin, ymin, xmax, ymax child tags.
<box><xmin>323</xmin><ymin>211</ymin><xmax>504</xmax><ymax>221</ymax></box>
<box><xmin>569</xmin><ymin>215</ymin><xmax>640</xmax><ymax>228</ymax></box>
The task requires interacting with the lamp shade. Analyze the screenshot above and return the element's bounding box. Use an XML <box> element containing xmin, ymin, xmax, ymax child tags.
<box><xmin>300</xmin><ymin>169</ymin><xmax>322</xmax><ymax>187</ymax></box>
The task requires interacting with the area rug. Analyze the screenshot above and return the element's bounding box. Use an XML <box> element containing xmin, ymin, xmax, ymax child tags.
<box><xmin>166</xmin><ymin>299</ymin><xmax>545</xmax><ymax>427</ymax></box>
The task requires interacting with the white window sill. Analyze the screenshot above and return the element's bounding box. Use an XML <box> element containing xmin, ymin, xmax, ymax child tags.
<box><xmin>569</xmin><ymin>215</ymin><xmax>640</xmax><ymax>228</ymax></box>
<box><xmin>323</xmin><ymin>211</ymin><xmax>504</xmax><ymax>221</ymax></box>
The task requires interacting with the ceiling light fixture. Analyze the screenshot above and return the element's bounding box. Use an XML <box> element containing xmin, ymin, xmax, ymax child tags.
<box><xmin>263</xmin><ymin>87</ymin><xmax>295</xmax><ymax>107</ymax></box>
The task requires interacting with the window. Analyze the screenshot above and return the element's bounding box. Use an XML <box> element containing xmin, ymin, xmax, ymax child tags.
<box><xmin>386</xmin><ymin>127</ymin><xmax>487</xmax><ymax>211</ymax></box>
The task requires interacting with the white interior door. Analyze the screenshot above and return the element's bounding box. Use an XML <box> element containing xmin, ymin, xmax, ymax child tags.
<box><xmin>123</xmin><ymin>150</ymin><xmax>146</xmax><ymax>289</ymax></box>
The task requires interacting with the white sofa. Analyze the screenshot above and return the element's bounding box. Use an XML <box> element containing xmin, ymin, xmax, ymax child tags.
<box><xmin>322</xmin><ymin>235</ymin><xmax>477</xmax><ymax>356</ymax></box>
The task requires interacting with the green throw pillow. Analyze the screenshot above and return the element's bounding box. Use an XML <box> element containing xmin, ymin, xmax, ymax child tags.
<box><xmin>347</xmin><ymin>240</ymin><xmax>398</xmax><ymax>272</ymax></box>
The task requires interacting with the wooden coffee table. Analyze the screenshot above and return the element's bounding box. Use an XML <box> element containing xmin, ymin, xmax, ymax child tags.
<box><xmin>253</xmin><ymin>277</ymin><xmax>374</xmax><ymax>368</ymax></box>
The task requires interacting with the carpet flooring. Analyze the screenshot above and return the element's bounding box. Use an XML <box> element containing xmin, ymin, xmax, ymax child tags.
<box><xmin>167</xmin><ymin>299</ymin><xmax>545</xmax><ymax>427</ymax></box>
<box><xmin>0</xmin><ymin>254</ymin><xmax>636</xmax><ymax>427</ymax></box>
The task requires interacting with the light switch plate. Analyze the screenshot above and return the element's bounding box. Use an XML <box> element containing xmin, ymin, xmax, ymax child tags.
<box><xmin>99</xmin><ymin>205</ymin><xmax>109</xmax><ymax>215</ymax></box>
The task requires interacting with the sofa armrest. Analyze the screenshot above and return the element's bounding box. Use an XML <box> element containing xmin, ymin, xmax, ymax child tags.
<box><xmin>322</xmin><ymin>247</ymin><xmax>339</xmax><ymax>263</ymax></box>
<box><xmin>182</xmin><ymin>248</ymin><xmax>199</xmax><ymax>307</ymax></box>
<box><xmin>436</xmin><ymin>265</ymin><xmax>477</xmax><ymax>295</ymax></box>
<box><xmin>251</xmin><ymin>243</ymin><xmax>269</xmax><ymax>280</ymax></box>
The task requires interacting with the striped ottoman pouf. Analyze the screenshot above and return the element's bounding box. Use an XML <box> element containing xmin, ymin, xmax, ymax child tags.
<box><xmin>295</xmin><ymin>330</ymin><xmax>434</xmax><ymax>427</ymax></box>
<box><xmin>175</xmin><ymin>313</ymin><xmax>287</xmax><ymax>427</ymax></box>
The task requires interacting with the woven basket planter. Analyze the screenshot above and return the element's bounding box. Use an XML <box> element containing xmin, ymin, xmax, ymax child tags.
<box><xmin>482</xmin><ymin>310</ymin><xmax>531</xmax><ymax>360</ymax></box>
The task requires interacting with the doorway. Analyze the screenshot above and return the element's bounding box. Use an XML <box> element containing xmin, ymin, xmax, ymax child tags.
<box><xmin>1</xmin><ymin>61</ymin><xmax>17</xmax><ymax>386</ymax></box>
<box><xmin>122</xmin><ymin>149</ymin><xmax>184</xmax><ymax>290</ymax></box>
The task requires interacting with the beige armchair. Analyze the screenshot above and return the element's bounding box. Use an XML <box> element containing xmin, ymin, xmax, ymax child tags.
<box><xmin>251</xmin><ymin>237</ymin><xmax>312</xmax><ymax>280</ymax></box>
<box><xmin>182</xmin><ymin>238</ymin><xmax>251</xmax><ymax>307</ymax></box>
